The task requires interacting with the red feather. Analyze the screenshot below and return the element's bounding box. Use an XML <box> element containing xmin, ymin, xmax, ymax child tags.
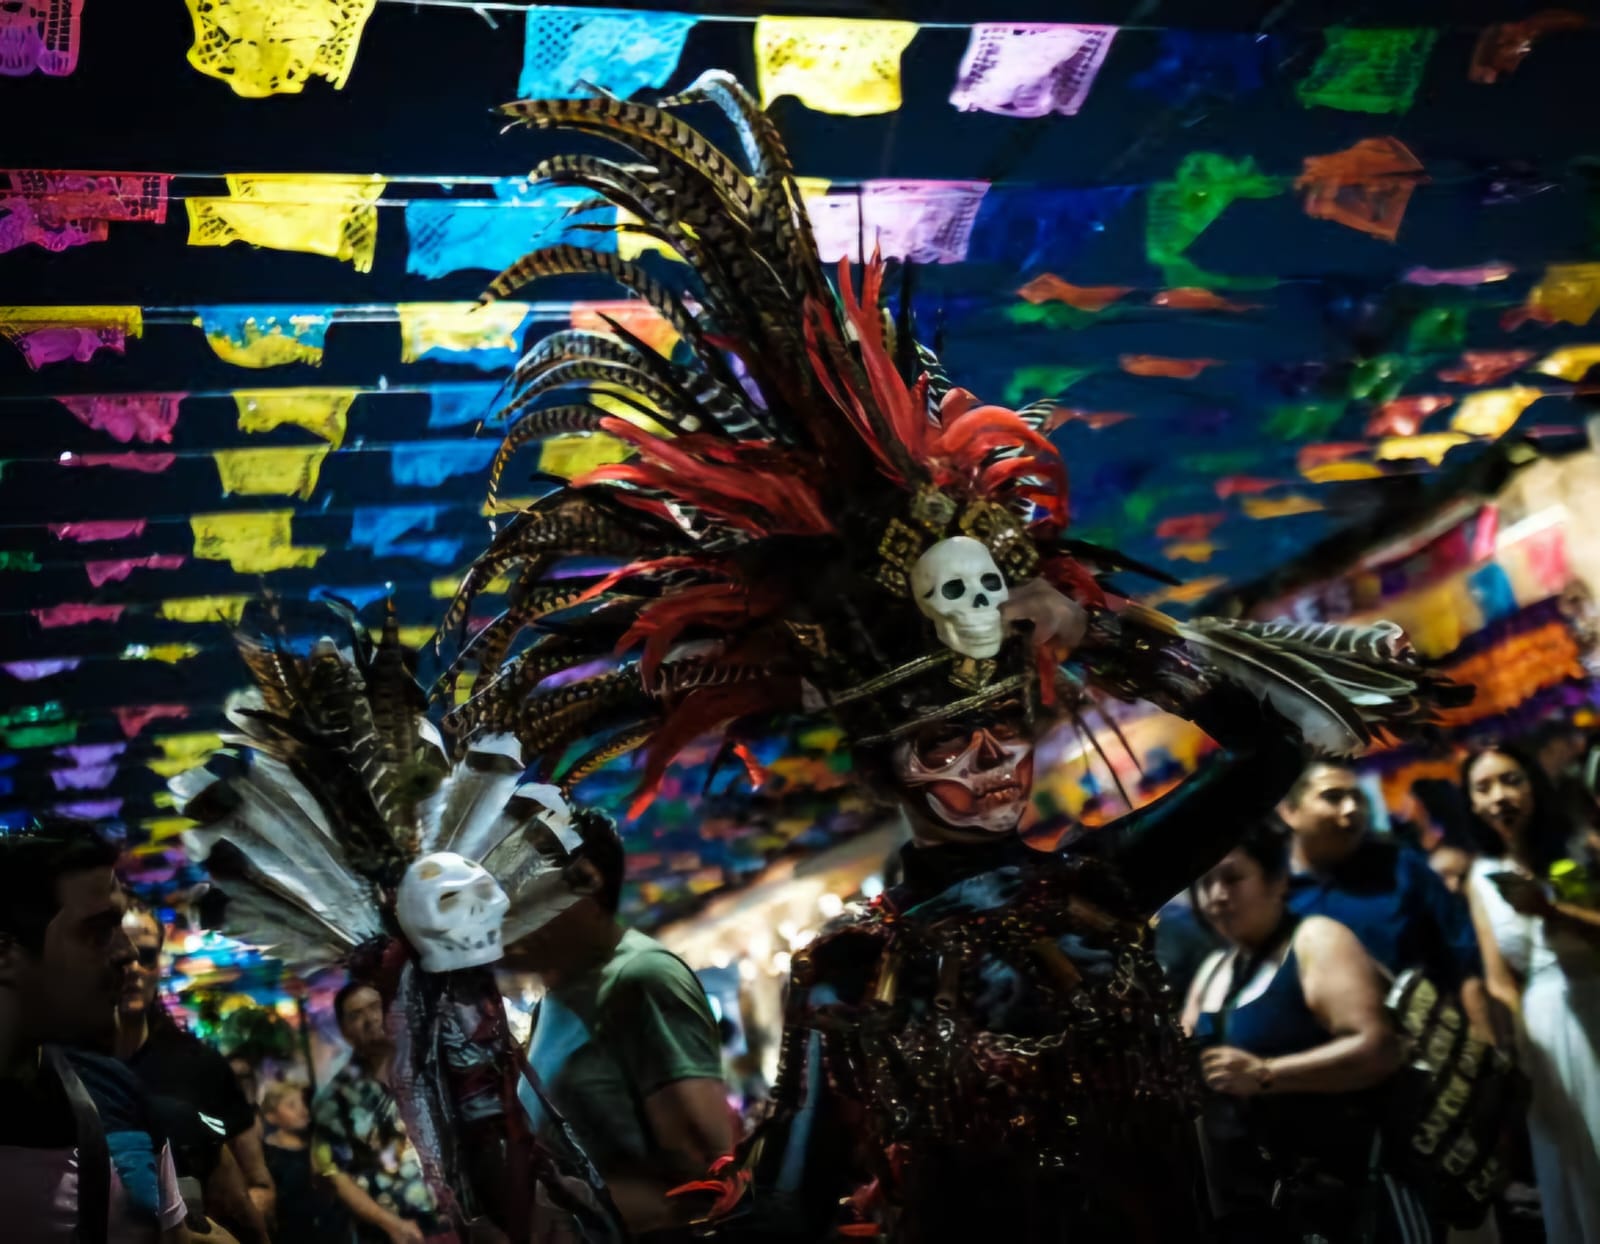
<box><xmin>618</xmin><ymin>583</ymin><xmax>779</xmax><ymax>686</ymax></box>
<box><xmin>978</xmin><ymin>456</ymin><xmax>1045</xmax><ymax>492</ymax></box>
<box><xmin>629</xmin><ymin>681</ymin><xmax>793</xmax><ymax>818</ymax></box>
<box><xmin>580</xmin><ymin>417</ymin><xmax>834</xmax><ymax>536</ymax></box>
<box><xmin>1040</xmin><ymin>554</ymin><xmax>1107</xmax><ymax>609</ymax></box>
<box><xmin>571</xmin><ymin>555</ymin><xmax>728</xmax><ymax>606</ymax></box>
<box><xmin>932</xmin><ymin>407</ymin><xmax>1055</xmax><ymax>461</ymax></box>
<box><xmin>802</xmin><ymin>302</ymin><xmax>907</xmax><ymax>483</ymax></box>
<box><xmin>839</xmin><ymin>258</ymin><xmax>927</xmax><ymax>461</ymax></box>
<box><xmin>731</xmin><ymin>741</ymin><xmax>767</xmax><ymax>789</ymax></box>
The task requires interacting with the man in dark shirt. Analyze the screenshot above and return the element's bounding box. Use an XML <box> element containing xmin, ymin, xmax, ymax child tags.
<box><xmin>116</xmin><ymin>907</ymin><xmax>272</xmax><ymax>1243</ymax></box>
<box><xmin>1280</xmin><ymin>761</ymin><xmax>1495</xmax><ymax>1042</ymax></box>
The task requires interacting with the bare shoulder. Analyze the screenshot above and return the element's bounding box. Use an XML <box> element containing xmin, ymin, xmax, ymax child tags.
<box><xmin>1293</xmin><ymin>913</ymin><xmax>1366</xmax><ymax>965</ymax></box>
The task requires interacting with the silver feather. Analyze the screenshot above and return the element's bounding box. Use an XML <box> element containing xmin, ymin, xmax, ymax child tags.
<box><xmin>175</xmin><ymin>610</ymin><xmax>591</xmax><ymax>978</ymax></box>
<box><xmin>416</xmin><ymin>732</ymin><xmax>526</xmax><ymax>860</ymax></box>
<box><xmin>1175</xmin><ymin>615</ymin><xmax>1462</xmax><ymax>756</ymax></box>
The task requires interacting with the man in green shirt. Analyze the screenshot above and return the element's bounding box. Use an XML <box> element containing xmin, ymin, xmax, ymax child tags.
<box><xmin>503</xmin><ymin>811</ymin><xmax>732</xmax><ymax>1240</ymax></box>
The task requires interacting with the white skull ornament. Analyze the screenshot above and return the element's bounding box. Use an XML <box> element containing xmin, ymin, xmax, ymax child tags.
<box><xmin>395</xmin><ymin>852</ymin><xmax>510</xmax><ymax>974</ymax></box>
<box><xmin>910</xmin><ymin>536</ymin><xmax>1011</xmax><ymax>658</ymax></box>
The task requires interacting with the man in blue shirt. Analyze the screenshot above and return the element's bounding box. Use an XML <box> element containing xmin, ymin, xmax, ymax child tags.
<box><xmin>1280</xmin><ymin>761</ymin><xmax>1496</xmax><ymax>1043</ymax></box>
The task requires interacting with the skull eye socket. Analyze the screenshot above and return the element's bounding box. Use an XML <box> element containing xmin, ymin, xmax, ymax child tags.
<box><xmin>437</xmin><ymin>889</ymin><xmax>461</xmax><ymax>912</ymax></box>
<box><xmin>980</xmin><ymin>573</ymin><xmax>1003</xmax><ymax>592</ymax></box>
<box><xmin>473</xmin><ymin>877</ymin><xmax>498</xmax><ymax>901</ymax></box>
<box><xmin>913</xmin><ymin>723</ymin><xmax>976</xmax><ymax>767</ymax></box>
<box><xmin>940</xmin><ymin>580</ymin><xmax>966</xmax><ymax>600</ymax></box>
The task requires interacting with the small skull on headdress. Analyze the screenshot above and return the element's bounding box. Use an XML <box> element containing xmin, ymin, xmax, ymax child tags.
<box><xmin>911</xmin><ymin>536</ymin><xmax>1011</xmax><ymax>659</ymax></box>
<box><xmin>396</xmin><ymin>853</ymin><xmax>511</xmax><ymax>974</ymax></box>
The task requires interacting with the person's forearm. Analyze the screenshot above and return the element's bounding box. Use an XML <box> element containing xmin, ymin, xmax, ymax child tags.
<box><xmin>1551</xmin><ymin>899</ymin><xmax>1600</xmax><ymax>942</ymax></box>
<box><xmin>606</xmin><ymin>1173</ymin><xmax>690</xmax><ymax>1234</ymax></box>
<box><xmin>207</xmin><ymin>1144</ymin><xmax>271</xmax><ymax>1244</ymax></box>
<box><xmin>1089</xmin><ymin>675</ymin><xmax>1304</xmax><ymax>914</ymax></box>
<box><xmin>1259</xmin><ymin>1029</ymin><xmax>1400</xmax><ymax>1095</ymax></box>
<box><xmin>166</xmin><ymin>1222</ymin><xmax>242</xmax><ymax>1244</ymax></box>
<box><xmin>1459</xmin><ymin>977</ymin><xmax>1496</xmax><ymax>1045</ymax></box>
<box><xmin>1480</xmin><ymin>969</ymin><xmax>1523</xmax><ymax>1031</ymax></box>
<box><xmin>230</xmin><ymin>1127</ymin><xmax>276</xmax><ymax>1224</ymax></box>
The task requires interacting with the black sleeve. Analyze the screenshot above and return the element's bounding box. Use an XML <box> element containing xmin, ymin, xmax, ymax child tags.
<box><xmin>741</xmin><ymin>1005</ymin><xmax>859</xmax><ymax>1241</ymax></box>
<box><xmin>145</xmin><ymin>1093</ymin><xmax>224</xmax><ymax>1183</ymax></box>
<box><xmin>63</xmin><ymin>1050</ymin><xmax>153</xmax><ymax>1138</ymax></box>
<box><xmin>1089</xmin><ymin>686</ymin><xmax>1306</xmax><ymax>916</ymax></box>
<box><xmin>197</xmin><ymin>1044</ymin><xmax>257</xmax><ymax>1138</ymax></box>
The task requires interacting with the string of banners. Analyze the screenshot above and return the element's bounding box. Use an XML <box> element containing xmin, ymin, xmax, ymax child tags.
<box><xmin>7</xmin><ymin>2</ymin><xmax>1586</xmax><ymax>119</ymax></box>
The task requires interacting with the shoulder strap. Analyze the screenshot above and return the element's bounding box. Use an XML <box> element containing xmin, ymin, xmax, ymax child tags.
<box><xmin>43</xmin><ymin>1047</ymin><xmax>110</xmax><ymax>1244</ymax></box>
<box><xmin>1209</xmin><ymin>914</ymin><xmax>1302</xmax><ymax>1041</ymax></box>
<box><xmin>1196</xmin><ymin>948</ymin><xmax>1230</xmax><ymax>1002</ymax></box>
<box><xmin>1195</xmin><ymin>949</ymin><xmax>1233</xmax><ymax>1041</ymax></box>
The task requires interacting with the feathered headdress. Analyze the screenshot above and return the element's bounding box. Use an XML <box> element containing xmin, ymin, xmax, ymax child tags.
<box><xmin>441</xmin><ymin>74</ymin><xmax>1466</xmax><ymax>809</ymax></box>
<box><xmin>170</xmin><ymin>598</ymin><xmax>579</xmax><ymax>973</ymax></box>
<box><xmin>171</xmin><ymin>599</ymin><xmax>628</xmax><ymax>1242</ymax></box>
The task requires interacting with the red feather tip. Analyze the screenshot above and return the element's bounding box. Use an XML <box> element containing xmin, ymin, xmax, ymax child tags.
<box><xmin>731</xmin><ymin>740</ymin><xmax>768</xmax><ymax>789</ymax></box>
<box><xmin>1041</xmin><ymin>554</ymin><xmax>1106</xmax><ymax>610</ymax></box>
<box><xmin>627</xmin><ymin>682</ymin><xmax>789</xmax><ymax>819</ymax></box>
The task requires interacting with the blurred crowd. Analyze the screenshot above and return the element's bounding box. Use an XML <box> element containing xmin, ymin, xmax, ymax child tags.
<box><xmin>1155</xmin><ymin>721</ymin><xmax>1600</xmax><ymax>1243</ymax></box>
<box><xmin>3</xmin><ymin>721</ymin><xmax>1598</xmax><ymax>1244</ymax></box>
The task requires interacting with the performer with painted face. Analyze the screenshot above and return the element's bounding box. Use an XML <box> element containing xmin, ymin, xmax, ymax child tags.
<box><xmin>437</xmin><ymin>75</ymin><xmax>1469</xmax><ymax>1241</ymax></box>
<box><xmin>169</xmin><ymin>602</ymin><xmax>625</xmax><ymax>1244</ymax></box>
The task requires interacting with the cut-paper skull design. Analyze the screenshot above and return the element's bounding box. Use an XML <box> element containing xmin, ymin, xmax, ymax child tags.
<box><xmin>911</xmin><ymin>536</ymin><xmax>1011</xmax><ymax>659</ymax></box>
<box><xmin>396</xmin><ymin>852</ymin><xmax>511</xmax><ymax>973</ymax></box>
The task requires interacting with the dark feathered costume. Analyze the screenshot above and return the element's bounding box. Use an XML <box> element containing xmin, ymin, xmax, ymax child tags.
<box><xmin>434</xmin><ymin>74</ymin><xmax>1470</xmax><ymax>1242</ymax></box>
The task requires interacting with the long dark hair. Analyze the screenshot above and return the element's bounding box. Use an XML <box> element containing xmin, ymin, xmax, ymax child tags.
<box><xmin>1458</xmin><ymin>744</ymin><xmax>1571</xmax><ymax>874</ymax></box>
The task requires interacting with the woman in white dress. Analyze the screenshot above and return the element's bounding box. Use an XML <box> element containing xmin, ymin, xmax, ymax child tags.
<box><xmin>1461</xmin><ymin>745</ymin><xmax>1600</xmax><ymax>1244</ymax></box>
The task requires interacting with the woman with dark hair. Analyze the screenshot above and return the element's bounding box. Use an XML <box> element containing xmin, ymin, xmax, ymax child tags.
<box><xmin>1461</xmin><ymin>745</ymin><xmax>1600</xmax><ymax>1244</ymax></box>
<box><xmin>1182</xmin><ymin>825</ymin><xmax>1418</xmax><ymax>1243</ymax></box>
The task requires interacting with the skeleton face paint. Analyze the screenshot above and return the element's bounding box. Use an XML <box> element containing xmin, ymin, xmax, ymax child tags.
<box><xmin>911</xmin><ymin>536</ymin><xmax>1011</xmax><ymax>659</ymax></box>
<box><xmin>396</xmin><ymin>852</ymin><xmax>511</xmax><ymax>974</ymax></box>
<box><xmin>891</xmin><ymin>713</ymin><xmax>1036</xmax><ymax>836</ymax></box>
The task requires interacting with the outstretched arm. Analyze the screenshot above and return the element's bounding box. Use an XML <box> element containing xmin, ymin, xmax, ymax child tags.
<box><xmin>1088</xmin><ymin>685</ymin><xmax>1305</xmax><ymax>915</ymax></box>
<box><xmin>1005</xmin><ymin>584</ymin><xmax>1303</xmax><ymax>912</ymax></box>
<box><xmin>1492</xmin><ymin>871</ymin><xmax>1600</xmax><ymax>946</ymax></box>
